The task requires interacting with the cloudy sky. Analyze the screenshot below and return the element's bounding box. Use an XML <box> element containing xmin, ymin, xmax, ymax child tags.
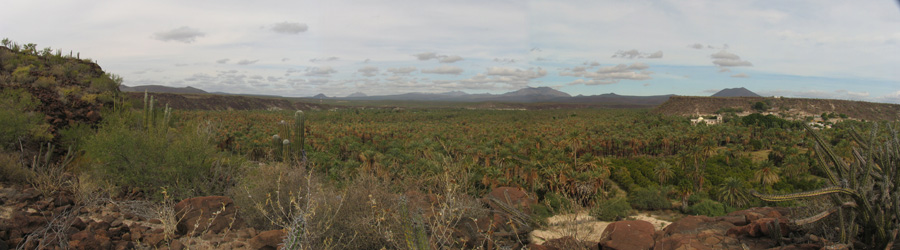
<box><xmin>3</xmin><ymin>0</ymin><xmax>900</xmax><ymax>103</ymax></box>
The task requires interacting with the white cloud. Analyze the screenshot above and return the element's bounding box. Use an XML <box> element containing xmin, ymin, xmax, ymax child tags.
<box><xmin>216</xmin><ymin>58</ymin><xmax>229</xmax><ymax>64</ymax></box>
<box><xmin>711</xmin><ymin>51</ymin><xmax>741</xmax><ymax>60</ymax></box>
<box><xmin>564</xmin><ymin>62</ymin><xmax>652</xmax><ymax>85</ymax></box>
<box><xmin>731</xmin><ymin>73</ymin><xmax>749</xmax><ymax>78</ymax></box>
<box><xmin>236</xmin><ymin>59</ymin><xmax>259</xmax><ymax>65</ymax></box>
<box><xmin>713</xmin><ymin>59</ymin><xmax>753</xmax><ymax>67</ymax></box>
<box><xmin>414</xmin><ymin>52</ymin><xmax>438</xmax><ymax>61</ymax></box>
<box><xmin>438</xmin><ymin>55</ymin><xmax>464</xmax><ymax>63</ymax></box>
<box><xmin>305</xmin><ymin>66</ymin><xmax>336</xmax><ymax>76</ymax></box>
<box><xmin>421</xmin><ymin>66</ymin><xmax>463</xmax><ymax>75</ymax></box>
<box><xmin>358</xmin><ymin>66</ymin><xmax>379</xmax><ymax>77</ymax></box>
<box><xmin>387</xmin><ymin>67</ymin><xmax>417</xmax><ymax>75</ymax></box>
<box><xmin>271</xmin><ymin>22</ymin><xmax>308</xmax><ymax>34</ymax></box>
<box><xmin>309</xmin><ymin>57</ymin><xmax>339</xmax><ymax>63</ymax></box>
<box><xmin>710</xmin><ymin>50</ymin><xmax>753</xmax><ymax>67</ymax></box>
<box><xmin>611</xmin><ymin>49</ymin><xmax>662</xmax><ymax>59</ymax></box>
<box><xmin>494</xmin><ymin>58</ymin><xmax>517</xmax><ymax>64</ymax></box>
<box><xmin>568</xmin><ymin>79</ymin><xmax>617</xmax><ymax>85</ymax></box>
<box><xmin>153</xmin><ymin>26</ymin><xmax>205</xmax><ymax>43</ymax></box>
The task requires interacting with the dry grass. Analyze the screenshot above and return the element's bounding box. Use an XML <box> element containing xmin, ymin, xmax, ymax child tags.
<box><xmin>0</xmin><ymin>151</ymin><xmax>30</xmax><ymax>183</ymax></box>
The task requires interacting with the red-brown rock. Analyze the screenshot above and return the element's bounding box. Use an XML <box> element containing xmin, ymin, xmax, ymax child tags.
<box><xmin>249</xmin><ymin>229</ymin><xmax>285</xmax><ymax>250</ymax></box>
<box><xmin>599</xmin><ymin>220</ymin><xmax>656</xmax><ymax>250</ymax></box>
<box><xmin>174</xmin><ymin>196</ymin><xmax>243</xmax><ymax>236</ymax></box>
<box><xmin>483</xmin><ymin>187</ymin><xmax>536</xmax><ymax>214</ymax></box>
<box><xmin>727</xmin><ymin>217</ymin><xmax>789</xmax><ymax>238</ymax></box>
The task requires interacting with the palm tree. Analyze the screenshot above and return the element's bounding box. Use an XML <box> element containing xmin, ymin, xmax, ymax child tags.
<box><xmin>753</xmin><ymin>162</ymin><xmax>780</xmax><ymax>186</ymax></box>
<box><xmin>717</xmin><ymin>177</ymin><xmax>749</xmax><ymax>208</ymax></box>
<box><xmin>654</xmin><ymin>162</ymin><xmax>674</xmax><ymax>185</ymax></box>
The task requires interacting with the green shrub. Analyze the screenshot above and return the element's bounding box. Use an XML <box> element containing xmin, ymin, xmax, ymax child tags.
<box><xmin>627</xmin><ymin>186</ymin><xmax>670</xmax><ymax>210</ymax></box>
<box><xmin>83</xmin><ymin>108</ymin><xmax>238</xmax><ymax>200</ymax></box>
<box><xmin>591</xmin><ymin>197</ymin><xmax>632</xmax><ymax>221</ymax></box>
<box><xmin>0</xmin><ymin>152</ymin><xmax>30</xmax><ymax>183</ymax></box>
<box><xmin>0</xmin><ymin>88</ymin><xmax>49</xmax><ymax>149</ymax></box>
<box><xmin>688</xmin><ymin>199</ymin><xmax>728</xmax><ymax>217</ymax></box>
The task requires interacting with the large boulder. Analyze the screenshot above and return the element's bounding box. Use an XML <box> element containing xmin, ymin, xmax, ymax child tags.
<box><xmin>653</xmin><ymin>216</ymin><xmax>743</xmax><ymax>250</ymax></box>
<box><xmin>249</xmin><ymin>229</ymin><xmax>285</xmax><ymax>250</ymax></box>
<box><xmin>599</xmin><ymin>220</ymin><xmax>656</xmax><ymax>250</ymax></box>
<box><xmin>483</xmin><ymin>186</ymin><xmax>536</xmax><ymax>214</ymax></box>
<box><xmin>174</xmin><ymin>196</ymin><xmax>242</xmax><ymax>236</ymax></box>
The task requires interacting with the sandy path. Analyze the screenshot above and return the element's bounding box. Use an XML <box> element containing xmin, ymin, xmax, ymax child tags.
<box><xmin>529</xmin><ymin>212</ymin><xmax>672</xmax><ymax>245</ymax></box>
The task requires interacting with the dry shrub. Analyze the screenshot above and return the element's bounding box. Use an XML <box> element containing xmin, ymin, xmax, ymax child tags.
<box><xmin>235</xmin><ymin>159</ymin><xmax>494</xmax><ymax>250</ymax></box>
<box><xmin>232</xmin><ymin>162</ymin><xmax>308</xmax><ymax>230</ymax></box>
<box><xmin>0</xmin><ymin>151</ymin><xmax>30</xmax><ymax>183</ymax></box>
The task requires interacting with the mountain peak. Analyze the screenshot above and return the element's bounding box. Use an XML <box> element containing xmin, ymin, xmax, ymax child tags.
<box><xmin>712</xmin><ymin>87</ymin><xmax>760</xmax><ymax>97</ymax></box>
<box><xmin>502</xmin><ymin>87</ymin><xmax>572</xmax><ymax>98</ymax></box>
<box><xmin>312</xmin><ymin>93</ymin><xmax>328</xmax><ymax>99</ymax></box>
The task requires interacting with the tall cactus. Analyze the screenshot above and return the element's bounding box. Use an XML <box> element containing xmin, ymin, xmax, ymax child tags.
<box><xmin>750</xmin><ymin>123</ymin><xmax>899</xmax><ymax>248</ymax></box>
<box><xmin>294</xmin><ymin>111</ymin><xmax>306</xmax><ymax>160</ymax></box>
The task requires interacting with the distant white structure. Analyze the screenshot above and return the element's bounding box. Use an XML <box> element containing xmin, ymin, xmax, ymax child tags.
<box><xmin>691</xmin><ymin>115</ymin><xmax>723</xmax><ymax>125</ymax></box>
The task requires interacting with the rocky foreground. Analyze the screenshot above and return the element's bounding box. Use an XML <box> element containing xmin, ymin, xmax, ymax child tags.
<box><xmin>0</xmin><ymin>183</ymin><xmax>843</xmax><ymax>250</ymax></box>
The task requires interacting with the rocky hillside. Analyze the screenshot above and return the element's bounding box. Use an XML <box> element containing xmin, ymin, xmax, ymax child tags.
<box><xmin>655</xmin><ymin>96</ymin><xmax>900</xmax><ymax>121</ymax></box>
<box><xmin>0</xmin><ymin>42</ymin><xmax>120</xmax><ymax>151</ymax></box>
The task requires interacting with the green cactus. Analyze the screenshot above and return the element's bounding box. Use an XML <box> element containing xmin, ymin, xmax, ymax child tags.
<box><xmin>282</xmin><ymin>139</ymin><xmax>291</xmax><ymax>163</ymax></box>
<box><xmin>269</xmin><ymin>111</ymin><xmax>308</xmax><ymax>163</ymax></box>
<box><xmin>273</xmin><ymin>134</ymin><xmax>282</xmax><ymax>162</ymax></box>
<box><xmin>294</xmin><ymin>111</ymin><xmax>306</xmax><ymax>161</ymax></box>
<box><xmin>750</xmin><ymin>123</ymin><xmax>899</xmax><ymax>248</ymax></box>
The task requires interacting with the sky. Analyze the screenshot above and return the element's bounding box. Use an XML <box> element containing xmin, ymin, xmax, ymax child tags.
<box><xmin>2</xmin><ymin>0</ymin><xmax>900</xmax><ymax>103</ymax></box>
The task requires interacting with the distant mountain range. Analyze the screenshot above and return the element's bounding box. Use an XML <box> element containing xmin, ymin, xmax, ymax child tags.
<box><xmin>117</xmin><ymin>85</ymin><xmax>770</xmax><ymax>107</ymax></box>
<box><xmin>119</xmin><ymin>85</ymin><xmax>207</xmax><ymax>94</ymax></box>
<box><xmin>712</xmin><ymin>87</ymin><xmax>760</xmax><ymax>97</ymax></box>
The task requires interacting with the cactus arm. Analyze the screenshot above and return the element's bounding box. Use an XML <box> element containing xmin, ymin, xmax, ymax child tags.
<box><xmin>792</xmin><ymin>202</ymin><xmax>857</xmax><ymax>226</ymax></box>
<box><xmin>806</xmin><ymin>124</ymin><xmax>845</xmax><ymax>185</ymax></box>
<box><xmin>813</xmin><ymin>143</ymin><xmax>841</xmax><ymax>186</ymax></box>
<box><xmin>749</xmin><ymin>186</ymin><xmax>859</xmax><ymax>202</ymax></box>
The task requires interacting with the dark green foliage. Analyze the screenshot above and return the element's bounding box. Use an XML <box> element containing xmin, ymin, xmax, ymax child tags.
<box><xmin>752</xmin><ymin>101</ymin><xmax>769</xmax><ymax>112</ymax></box>
<box><xmin>627</xmin><ymin>186</ymin><xmax>670</xmax><ymax>210</ymax></box>
<box><xmin>591</xmin><ymin>197</ymin><xmax>632</xmax><ymax>221</ymax></box>
<box><xmin>688</xmin><ymin>199</ymin><xmax>728</xmax><ymax>217</ymax></box>
<box><xmin>742</xmin><ymin>113</ymin><xmax>799</xmax><ymax>129</ymax></box>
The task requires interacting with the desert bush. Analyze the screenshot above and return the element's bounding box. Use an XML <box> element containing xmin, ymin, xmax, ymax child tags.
<box><xmin>0</xmin><ymin>88</ymin><xmax>49</xmax><ymax>149</ymax></box>
<box><xmin>82</xmin><ymin>103</ymin><xmax>238</xmax><ymax>200</ymax></box>
<box><xmin>590</xmin><ymin>197</ymin><xmax>631</xmax><ymax>221</ymax></box>
<box><xmin>687</xmin><ymin>199</ymin><xmax>728</xmax><ymax>217</ymax></box>
<box><xmin>0</xmin><ymin>152</ymin><xmax>30</xmax><ymax>183</ymax></box>
<box><xmin>88</xmin><ymin>73</ymin><xmax>121</xmax><ymax>93</ymax></box>
<box><xmin>238</xmin><ymin>162</ymin><xmax>407</xmax><ymax>250</ymax></box>
<box><xmin>627</xmin><ymin>186</ymin><xmax>670</xmax><ymax>210</ymax></box>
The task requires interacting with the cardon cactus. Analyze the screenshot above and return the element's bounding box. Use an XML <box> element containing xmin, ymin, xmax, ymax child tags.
<box><xmin>750</xmin><ymin>124</ymin><xmax>900</xmax><ymax>248</ymax></box>
<box><xmin>270</xmin><ymin>111</ymin><xmax>307</xmax><ymax>163</ymax></box>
